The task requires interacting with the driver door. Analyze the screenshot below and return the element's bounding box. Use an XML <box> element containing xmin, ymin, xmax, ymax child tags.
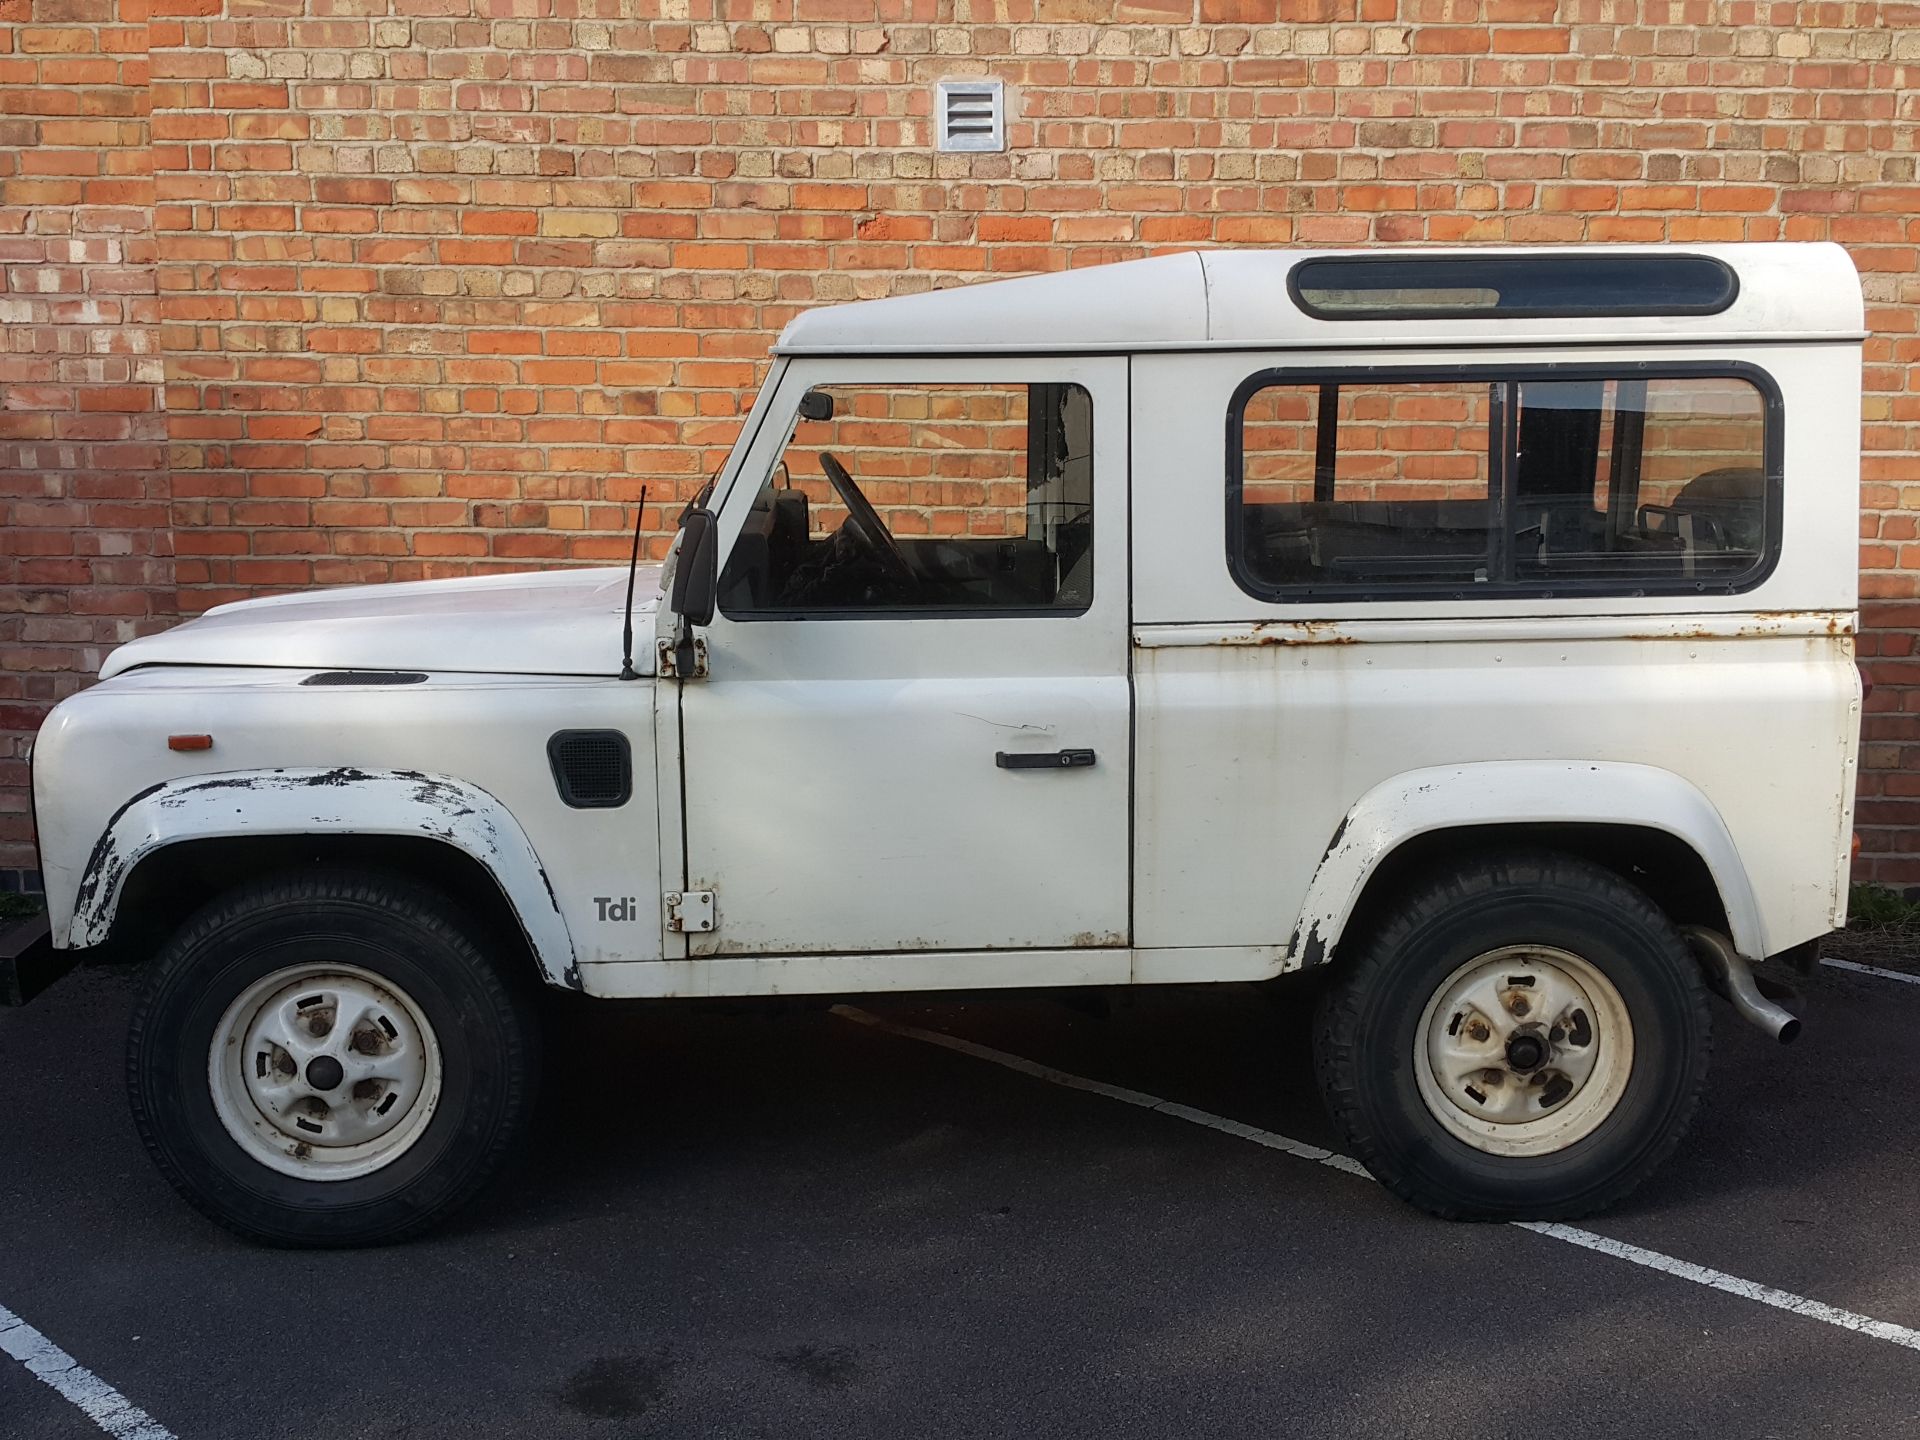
<box><xmin>673</xmin><ymin>355</ymin><xmax>1131</xmax><ymax>959</ymax></box>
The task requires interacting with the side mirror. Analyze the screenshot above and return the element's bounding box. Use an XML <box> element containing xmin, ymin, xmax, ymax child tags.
<box><xmin>671</xmin><ymin>506</ymin><xmax>718</xmax><ymax>628</ymax></box>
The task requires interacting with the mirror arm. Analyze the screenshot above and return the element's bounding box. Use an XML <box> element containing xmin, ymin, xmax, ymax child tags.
<box><xmin>663</xmin><ymin>505</ymin><xmax>719</xmax><ymax>682</ymax></box>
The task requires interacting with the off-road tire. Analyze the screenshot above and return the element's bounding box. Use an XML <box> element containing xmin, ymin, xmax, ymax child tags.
<box><xmin>1313</xmin><ymin>850</ymin><xmax>1712</xmax><ymax>1221</ymax></box>
<box><xmin>127</xmin><ymin>869</ymin><xmax>539</xmax><ymax>1247</ymax></box>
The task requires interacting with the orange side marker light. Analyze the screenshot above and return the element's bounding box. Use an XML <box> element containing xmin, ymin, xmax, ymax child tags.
<box><xmin>167</xmin><ymin>734</ymin><xmax>213</xmax><ymax>752</ymax></box>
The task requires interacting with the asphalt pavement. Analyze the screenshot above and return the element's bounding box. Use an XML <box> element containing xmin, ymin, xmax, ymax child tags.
<box><xmin>2</xmin><ymin>953</ymin><xmax>1918</xmax><ymax>1439</ymax></box>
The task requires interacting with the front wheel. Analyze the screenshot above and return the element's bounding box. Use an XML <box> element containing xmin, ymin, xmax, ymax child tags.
<box><xmin>127</xmin><ymin>870</ymin><xmax>539</xmax><ymax>1247</ymax></box>
<box><xmin>1313</xmin><ymin>851</ymin><xmax>1712</xmax><ymax>1220</ymax></box>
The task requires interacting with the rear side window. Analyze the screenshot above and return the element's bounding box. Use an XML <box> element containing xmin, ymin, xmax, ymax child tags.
<box><xmin>1229</xmin><ymin>365</ymin><xmax>1779</xmax><ymax>602</ymax></box>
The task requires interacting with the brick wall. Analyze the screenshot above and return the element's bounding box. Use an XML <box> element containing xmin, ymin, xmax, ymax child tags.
<box><xmin>2</xmin><ymin>0</ymin><xmax>1918</xmax><ymax>886</ymax></box>
<box><xmin>0</xmin><ymin>0</ymin><xmax>167</xmax><ymax>883</ymax></box>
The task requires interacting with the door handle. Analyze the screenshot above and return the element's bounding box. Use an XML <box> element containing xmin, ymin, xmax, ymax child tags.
<box><xmin>995</xmin><ymin>749</ymin><xmax>1096</xmax><ymax>770</ymax></box>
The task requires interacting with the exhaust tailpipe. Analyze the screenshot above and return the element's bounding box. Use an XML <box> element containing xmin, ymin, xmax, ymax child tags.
<box><xmin>1684</xmin><ymin>926</ymin><xmax>1802</xmax><ymax>1045</ymax></box>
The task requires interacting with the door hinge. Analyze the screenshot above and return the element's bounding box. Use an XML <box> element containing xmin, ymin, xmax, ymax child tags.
<box><xmin>665</xmin><ymin>889</ymin><xmax>716</xmax><ymax>933</ymax></box>
<box><xmin>656</xmin><ymin>634</ymin><xmax>708</xmax><ymax>679</ymax></box>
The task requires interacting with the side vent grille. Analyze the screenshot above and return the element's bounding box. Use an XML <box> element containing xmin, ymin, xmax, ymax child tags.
<box><xmin>301</xmin><ymin>670</ymin><xmax>428</xmax><ymax>686</ymax></box>
<box><xmin>547</xmin><ymin>730</ymin><xmax>632</xmax><ymax>809</ymax></box>
<box><xmin>935</xmin><ymin>78</ymin><xmax>1006</xmax><ymax>153</ymax></box>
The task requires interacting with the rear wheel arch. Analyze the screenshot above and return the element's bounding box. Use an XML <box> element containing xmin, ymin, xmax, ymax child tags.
<box><xmin>1288</xmin><ymin>762</ymin><xmax>1764</xmax><ymax>971</ymax></box>
<box><xmin>1332</xmin><ymin>822</ymin><xmax>1734</xmax><ymax>968</ymax></box>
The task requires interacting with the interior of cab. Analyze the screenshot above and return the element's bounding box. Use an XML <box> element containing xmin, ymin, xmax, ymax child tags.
<box><xmin>1237</xmin><ymin>374</ymin><xmax>1770</xmax><ymax>594</ymax></box>
<box><xmin>718</xmin><ymin>381</ymin><xmax>1095</xmax><ymax>615</ymax></box>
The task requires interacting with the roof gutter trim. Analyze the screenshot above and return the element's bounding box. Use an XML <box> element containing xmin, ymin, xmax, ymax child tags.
<box><xmin>772</xmin><ymin>330</ymin><xmax>1870</xmax><ymax>357</ymax></box>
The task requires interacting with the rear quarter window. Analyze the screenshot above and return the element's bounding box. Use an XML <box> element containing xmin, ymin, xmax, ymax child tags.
<box><xmin>1228</xmin><ymin>364</ymin><xmax>1781</xmax><ymax>603</ymax></box>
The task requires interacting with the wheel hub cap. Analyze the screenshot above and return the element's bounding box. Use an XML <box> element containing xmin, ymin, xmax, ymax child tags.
<box><xmin>1504</xmin><ymin>1029</ymin><xmax>1548</xmax><ymax>1073</ymax></box>
<box><xmin>1414</xmin><ymin>945</ymin><xmax>1636</xmax><ymax>1159</ymax></box>
<box><xmin>209</xmin><ymin>965</ymin><xmax>443</xmax><ymax>1182</ymax></box>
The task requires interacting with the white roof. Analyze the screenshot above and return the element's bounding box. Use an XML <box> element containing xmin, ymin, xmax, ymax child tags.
<box><xmin>773</xmin><ymin>243</ymin><xmax>1864</xmax><ymax>355</ymax></box>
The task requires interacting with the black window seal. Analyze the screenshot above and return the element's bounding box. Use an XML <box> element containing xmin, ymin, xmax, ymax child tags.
<box><xmin>1224</xmin><ymin>359</ymin><xmax>1785</xmax><ymax>606</ymax></box>
<box><xmin>1286</xmin><ymin>253</ymin><xmax>1741</xmax><ymax>323</ymax></box>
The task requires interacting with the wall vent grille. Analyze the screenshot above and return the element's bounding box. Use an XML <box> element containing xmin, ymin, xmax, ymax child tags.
<box><xmin>936</xmin><ymin>79</ymin><xmax>1006</xmax><ymax>153</ymax></box>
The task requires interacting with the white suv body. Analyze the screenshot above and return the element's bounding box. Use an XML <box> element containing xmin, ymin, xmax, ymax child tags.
<box><xmin>25</xmin><ymin>244</ymin><xmax>1864</xmax><ymax>1243</ymax></box>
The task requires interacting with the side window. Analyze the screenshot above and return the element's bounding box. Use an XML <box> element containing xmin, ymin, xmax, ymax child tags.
<box><xmin>1239</xmin><ymin>380</ymin><xmax>1497</xmax><ymax>589</ymax></box>
<box><xmin>1231</xmin><ymin>369</ymin><xmax>1775</xmax><ymax>600</ymax></box>
<box><xmin>718</xmin><ymin>382</ymin><xmax>1093</xmax><ymax>617</ymax></box>
<box><xmin>1510</xmin><ymin>377</ymin><xmax>1769</xmax><ymax>583</ymax></box>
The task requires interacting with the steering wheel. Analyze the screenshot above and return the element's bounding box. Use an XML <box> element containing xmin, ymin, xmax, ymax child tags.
<box><xmin>819</xmin><ymin>452</ymin><xmax>915</xmax><ymax>589</ymax></box>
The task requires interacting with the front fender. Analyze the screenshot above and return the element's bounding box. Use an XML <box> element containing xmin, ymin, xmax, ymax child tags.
<box><xmin>68</xmin><ymin>767</ymin><xmax>579</xmax><ymax>988</ymax></box>
<box><xmin>1289</xmin><ymin>761</ymin><xmax>1766</xmax><ymax>966</ymax></box>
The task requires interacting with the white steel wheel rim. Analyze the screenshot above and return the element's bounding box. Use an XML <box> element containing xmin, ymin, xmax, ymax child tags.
<box><xmin>1413</xmin><ymin>945</ymin><xmax>1634</xmax><ymax>1158</ymax></box>
<box><xmin>209</xmin><ymin>963</ymin><xmax>443</xmax><ymax>1182</ymax></box>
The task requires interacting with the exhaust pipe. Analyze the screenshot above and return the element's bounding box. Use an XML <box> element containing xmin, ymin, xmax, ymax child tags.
<box><xmin>1683</xmin><ymin>926</ymin><xmax>1802</xmax><ymax>1045</ymax></box>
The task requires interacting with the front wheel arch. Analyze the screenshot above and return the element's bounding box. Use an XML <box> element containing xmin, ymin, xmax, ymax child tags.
<box><xmin>104</xmin><ymin>834</ymin><xmax>551</xmax><ymax>986</ymax></box>
<box><xmin>63</xmin><ymin>768</ymin><xmax>578</xmax><ymax>990</ymax></box>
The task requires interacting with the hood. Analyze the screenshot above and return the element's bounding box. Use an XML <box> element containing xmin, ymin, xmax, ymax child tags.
<box><xmin>99</xmin><ymin>566</ymin><xmax>664</xmax><ymax>680</ymax></box>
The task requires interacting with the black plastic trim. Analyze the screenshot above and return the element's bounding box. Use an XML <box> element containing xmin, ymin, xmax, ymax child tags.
<box><xmin>1225</xmin><ymin>359</ymin><xmax>1785</xmax><ymax>606</ymax></box>
<box><xmin>0</xmin><ymin>914</ymin><xmax>65</xmax><ymax>1007</ymax></box>
<box><xmin>546</xmin><ymin>730</ymin><xmax>633</xmax><ymax>810</ymax></box>
<box><xmin>300</xmin><ymin>670</ymin><xmax>430</xmax><ymax>687</ymax></box>
<box><xmin>995</xmin><ymin>748</ymin><xmax>1097</xmax><ymax>770</ymax></box>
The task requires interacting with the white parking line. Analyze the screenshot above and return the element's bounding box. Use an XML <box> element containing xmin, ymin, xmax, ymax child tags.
<box><xmin>1518</xmin><ymin>1223</ymin><xmax>1920</xmax><ymax>1349</ymax></box>
<box><xmin>833</xmin><ymin>1004</ymin><xmax>1920</xmax><ymax>1356</ymax></box>
<box><xmin>0</xmin><ymin>1303</ymin><xmax>176</xmax><ymax>1440</ymax></box>
<box><xmin>1821</xmin><ymin>956</ymin><xmax>1920</xmax><ymax>987</ymax></box>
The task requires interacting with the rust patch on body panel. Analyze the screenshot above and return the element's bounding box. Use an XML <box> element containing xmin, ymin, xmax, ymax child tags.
<box><xmin>1623</xmin><ymin>612</ymin><xmax>1856</xmax><ymax>642</ymax></box>
<box><xmin>1748</xmin><ymin>609</ymin><xmax>1855</xmax><ymax>636</ymax></box>
<box><xmin>1238</xmin><ymin>621</ymin><xmax>1360</xmax><ymax>647</ymax></box>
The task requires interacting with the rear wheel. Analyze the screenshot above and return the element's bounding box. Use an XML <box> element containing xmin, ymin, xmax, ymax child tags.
<box><xmin>127</xmin><ymin>870</ymin><xmax>538</xmax><ymax>1247</ymax></box>
<box><xmin>1314</xmin><ymin>850</ymin><xmax>1711</xmax><ymax>1220</ymax></box>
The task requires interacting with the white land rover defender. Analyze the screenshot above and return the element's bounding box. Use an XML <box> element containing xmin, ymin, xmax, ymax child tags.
<box><xmin>18</xmin><ymin>244</ymin><xmax>1863</xmax><ymax>1246</ymax></box>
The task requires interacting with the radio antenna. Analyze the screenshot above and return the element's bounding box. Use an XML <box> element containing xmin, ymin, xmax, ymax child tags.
<box><xmin>617</xmin><ymin>484</ymin><xmax>649</xmax><ymax>682</ymax></box>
